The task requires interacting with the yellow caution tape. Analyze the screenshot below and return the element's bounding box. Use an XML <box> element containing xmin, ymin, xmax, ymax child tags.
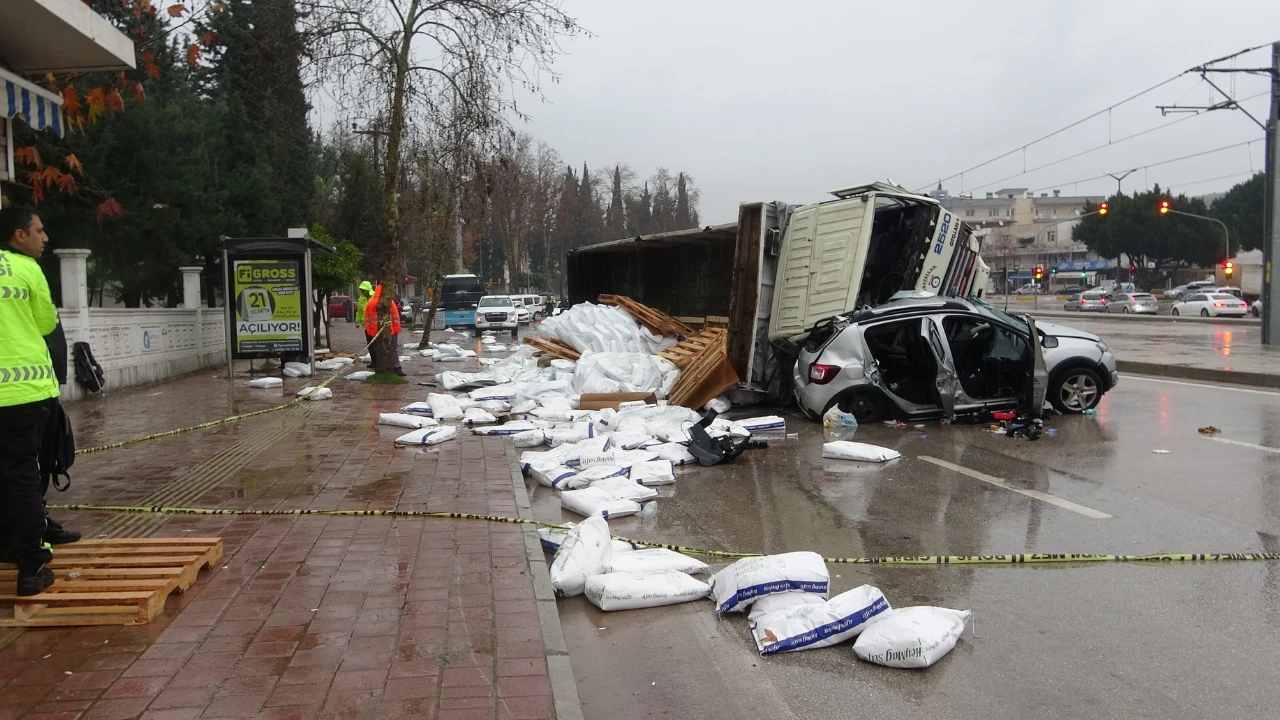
<box><xmin>44</xmin><ymin>503</ymin><xmax>1280</xmax><ymax>567</ymax></box>
<box><xmin>75</xmin><ymin>331</ymin><xmax>387</xmax><ymax>456</ymax></box>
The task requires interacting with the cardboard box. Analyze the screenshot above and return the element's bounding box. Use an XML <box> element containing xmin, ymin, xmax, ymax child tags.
<box><xmin>578</xmin><ymin>392</ymin><xmax>658</xmax><ymax>411</ymax></box>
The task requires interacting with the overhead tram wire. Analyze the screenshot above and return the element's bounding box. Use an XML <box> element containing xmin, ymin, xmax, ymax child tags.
<box><xmin>916</xmin><ymin>43</ymin><xmax>1275</xmax><ymax>195</ymax></box>
<box><xmin>1024</xmin><ymin>139</ymin><xmax>1261</xmax><ymax>195</ymax></box>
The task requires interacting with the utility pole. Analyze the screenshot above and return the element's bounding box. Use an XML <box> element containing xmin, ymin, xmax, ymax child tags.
<box><xmin>1265</xmin><ymin>42</ymin><xmax>1280</xmax><ymax>344</ymax></box>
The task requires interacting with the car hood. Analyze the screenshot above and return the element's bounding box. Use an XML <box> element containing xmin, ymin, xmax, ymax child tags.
<box><xmin>1035</xmin><ymin>320</ymin><xmax>1099</xmax><ymax>342</ymax></box>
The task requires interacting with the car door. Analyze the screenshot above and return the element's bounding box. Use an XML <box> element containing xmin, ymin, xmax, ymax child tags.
<box><xmin>1023</xmin><ymin>316</ymin><xmax>1048</xmax><ymax>418</ymax></box>
<box><xmin>921</xmin><ymin>316</ymin><xmax>957</xmax><ymax>418</ymax></box>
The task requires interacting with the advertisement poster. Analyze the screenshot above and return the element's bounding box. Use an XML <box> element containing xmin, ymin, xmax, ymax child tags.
<box><xmin>231</xmin><ymin>258</ymin><xmax>304</xmax><ymax>356</ymax></box>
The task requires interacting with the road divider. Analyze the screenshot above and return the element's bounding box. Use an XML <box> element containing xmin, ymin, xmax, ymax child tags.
<box><xmin>47</xmin><ymin>503</ymin><xmax>1280</xmax><ymax>567</ymax></box>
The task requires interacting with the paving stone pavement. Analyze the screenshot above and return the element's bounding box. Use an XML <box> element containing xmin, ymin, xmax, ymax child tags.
<box><xmin>0</xmin><ymin>322</ymin><xmax>578</xmax><ymax>720</ymax></box>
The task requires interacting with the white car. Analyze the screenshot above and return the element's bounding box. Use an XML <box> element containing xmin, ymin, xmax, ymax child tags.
<box><xmin>1252</xmin><ymin>299</ymin><xmax>1262</xmax><ymax>317</ymax></box>
<box><xmin>474</xmin><ymin>296</ymin><xmax>519</xmax><ymax>338</ymax></box>
<box><xmin>511</xmin><ymin>297</ymin><xmax>534</xmax><ymax>323</ymax></box>
<box><xmin>1171</xmin><ymin>292</ymin><xmax>1249</xmax><ymax>318</ymax></box>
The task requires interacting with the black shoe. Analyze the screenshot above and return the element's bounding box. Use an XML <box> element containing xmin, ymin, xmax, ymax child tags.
<box><xmin>44</xmin><ymin>520</ymin><xmax>81</xmax><ymax>545</ymax></box>
<box><xmin>17</xmin><ymin>567</ymin><xmax>55</xmax><ymax>597</ymax></box>
<box><xmin>394</xmin><ymin>368</ymin><xmax>407</xmax><ymax>376</ymax></box>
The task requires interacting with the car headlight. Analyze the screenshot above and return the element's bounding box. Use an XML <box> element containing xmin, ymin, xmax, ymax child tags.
<box><xmin>508</xmin><ymin>313</ymin><xmax>517</xmax><ymax>322</ymax></box>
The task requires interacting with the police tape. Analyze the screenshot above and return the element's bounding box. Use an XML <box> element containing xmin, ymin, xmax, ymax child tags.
<box><xmin>74</xmin><ymin>330</ymin><xmax>388</xmax><ymax>456</ymax></box>
<box><xmin>43</xmin><ymin>503</ymin><xmax>1280</xmax><ymax>567</ymax></box>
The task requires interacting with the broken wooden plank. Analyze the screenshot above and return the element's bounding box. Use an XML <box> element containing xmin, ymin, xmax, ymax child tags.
<box><xmin>598</xmin><ymin>295</ymin><xmax>695</xmax><ymax>337</ymax></box>
<box><xmin>521</xmin><ymin>336</ymin><xmax>581</xmax><ymax>361</ymax></box>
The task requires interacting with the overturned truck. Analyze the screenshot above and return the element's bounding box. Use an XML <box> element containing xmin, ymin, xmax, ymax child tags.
<box><xmin>566</xmin><ymin>182</ymin><xmax>989</xmax><ymax>405</ymax></box>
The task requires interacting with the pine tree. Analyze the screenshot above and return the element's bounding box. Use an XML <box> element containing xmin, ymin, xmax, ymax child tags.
<box><xmin>605</xmin><ymin>165</ymin><xmax>626</xmax><ymax>239</ymax></box>
<box><xmin>675</xmin><ymin>172</ymin><xmax>691</xmax><ymax>229</ymax></box>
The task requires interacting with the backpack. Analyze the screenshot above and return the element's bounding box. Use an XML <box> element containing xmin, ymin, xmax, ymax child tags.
<box><xmin>40</xmin><ymin>401</ymin><xmax>76</xmax><ymax>491</ymax></box>
<box><xmin>73</xmin><ymin>341</ymin><xmax>105</xmax><ymax>392</ymax></box>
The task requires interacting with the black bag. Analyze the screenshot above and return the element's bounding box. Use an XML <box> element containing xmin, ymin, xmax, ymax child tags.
<box><xmin>39</xmin><ymin>401</ymin><xmax>76</xmax><ymax>491</ymax></box>
<box><xmin>73</xmin><ymin>341</ymin><xmax>105</xmax><ymax>392</ymax></box>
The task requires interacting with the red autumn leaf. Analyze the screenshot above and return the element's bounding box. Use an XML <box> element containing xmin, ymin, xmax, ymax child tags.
<box><xmin>133</xmin><ymin>82</ymin><xmax>146</xmax><ymax>105</ymax></box>
<box><xmin>96</xmin><ymin>198</ymin><xmax>124</xmax><ymax>223</ymax></box>
<box><xmin>200</xmin><ymin>31</ymin><xmax>217</xmax><ymax>47</ymax></box>
<box><xmin>61</xmin><ymin>86</ymin><xmax>82</xmax><ymax>118</ymax></box>
<box><xmin>65</xmin><ymin>154</ymin><xmax>84</xmax><ymax>175</ymax></box>
<box><xmin>116</xmin><ymin>72</ymin><xmax>129</xmax><ymax>89</ymax></box>
<box><xmin>41</xmin><ymin>166</ymin><xmax>62</xmax><ymax>187</ymax></box>
<box><xmin>26</xmin><ymin>172</ymin><xmax>45</xmax><ymax>203</ymax></box>
<box><xmin>166</xmin><ymin>3</ymin><xmax>184</xmax><ymax>17</ymax></box>
<box><xmin>105</xmin><ymin>88</ymin><xmax>125</xmax><ymax>114</ymax></box>
<box><xmin>186</xmin><ymin>43</ymin><xmax>200</xmax><ymax>68</ymax></box>
<box><xmin>86</xmin><ymin>86</ymin><xmax>106</xmax><ymax>111</ymax></box>
<box><xmin>56</xmin><ymin>172</ymin><xmax>78</xmax><ymax>195</ymax></box>
<box><xmin>142</xmin><ymin>50</ymin><xmax>161</xmax><ymax>80</ymax></box>
<box><xmin>13</xmin><ymin>146</ymin><xmax>42</xmax><ymax>169</ymax></box>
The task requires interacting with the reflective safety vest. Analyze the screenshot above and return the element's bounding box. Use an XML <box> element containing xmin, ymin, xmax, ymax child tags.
<box><xmin>0</xmin><ymin>249</ymin><xmax>60</xmax><ymax>407</ymax></box>
<box><xmin>363</xmin><ymin>285</ymin><xmax>401</xmax><ymax>337</ymax></box>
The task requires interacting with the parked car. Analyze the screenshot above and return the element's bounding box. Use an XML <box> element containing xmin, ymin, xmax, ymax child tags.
<box><xmin>1171</xmin><ymin>292</ymin><xmax>1249</xmax><ymax>318</ymax></box>
<box><xmin>1168</xmin><ymin>281</ymin><xmax>1217</xmax><ymax>301</ymax></box>
<box><xmin>474</xmin><ymin>295</ymin><xmax>519</xmax><ymax>338</ymax></box>
<box><xmin>793</xmin><ymin>296</ymin><xmax>1118</xmax><ymax>421</ymax></box>
<box><xmin>1252</xmin><ymin>299</ymin><xmax>1262</xmax><ymax>317</ymax></box>
<box><xmin>328</xmin><ymin>294</ymin><xmax>351</xmax><ymax>319</ymax></box>
<box><xmin>1061</xmin><ymin>285</ymin><xmax>1084</xmax><ymax>294</ymax></box>
<box><xmin>1012</xmin><ymin>283</ymin><xmax>1044</xmax><ymax>296</ymax></box>
<box><xmin>1064</xmin><ymin>292</ymin><xmax>1108</xmax><ymax>312</ymax></box>
<box><xmin>511</xmin><ymin>297</ymin><xmax>534</xmax><ymax>323</ymax></box>
<box><xmin>1105</xmin><ymin>292</ymin><xmax>1159</xmax><ymax>314</ymax></box>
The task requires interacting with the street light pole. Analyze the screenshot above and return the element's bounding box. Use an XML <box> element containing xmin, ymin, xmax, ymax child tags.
<box><xmin>1105</xmin><ymin>170</ymin><xmax>1135</xmax><ymax>195</ymax></box>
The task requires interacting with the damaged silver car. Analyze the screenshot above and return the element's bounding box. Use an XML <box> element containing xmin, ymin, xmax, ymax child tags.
<box><xmin>793</xmin><ymin>296</ymin><xmax>1118</xmax><ymax>422</ymax></box>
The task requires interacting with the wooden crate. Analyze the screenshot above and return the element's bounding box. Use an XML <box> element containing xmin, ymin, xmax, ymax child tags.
<box><xmin>0</xmin><ymin>537</ymin><xmax>223</xmax><ymax>627</ymax></box>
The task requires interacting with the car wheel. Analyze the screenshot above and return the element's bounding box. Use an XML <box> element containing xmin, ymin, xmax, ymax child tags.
<box><xmin>1172</xmin><ymin>308</ymin><xmax>1180</xmax><ymax>316</ymax></box>
<box><xmin>1201</xmin><ymin>309</ymin><xmax>1210</xmax><ymax>317</ymax></box>
<box><xmin>533</xmin><ymin>312</ymin><xmax>543</xmax><ymax>322</ymax></box>
<box><xmin>837</xmin><ymin>391</ymin><xmax>884</xmax><ymax>424</ymax></box>
<box><xmin>1252</xmin><ymin>306</ymin><xmax>1261</xmax><ymax>317</ymax></box>
<box><xmin>1049</xmin><ymin>367</ymin><xmax>1103</xmax><ymax>414</ymax></box>
<box><xmin>1122</xmin><ymin>306</ymin><xmax>1130</xmax><ymax>314</ymax></box>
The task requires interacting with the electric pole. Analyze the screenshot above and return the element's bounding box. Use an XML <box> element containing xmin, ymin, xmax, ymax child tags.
<box><xmin>1264</xmin><ymin>42</ymin><xmax>1280</xmax><ymax>343</ymax></box>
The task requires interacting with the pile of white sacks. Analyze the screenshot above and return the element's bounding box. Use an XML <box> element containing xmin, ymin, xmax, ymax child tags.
<box><xmin>546</xmin><ymin>516</ymin><xmax>971</xmax><ymax>668</ymax></box>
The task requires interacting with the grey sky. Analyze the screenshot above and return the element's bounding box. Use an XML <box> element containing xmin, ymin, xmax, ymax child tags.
<box><xmin>511</xmin><ymin>0</ymin><xmax>1280</xmax><ymax>224</ymax></box>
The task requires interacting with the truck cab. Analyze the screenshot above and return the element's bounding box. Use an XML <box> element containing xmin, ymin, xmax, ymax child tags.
<box><xmin>768</xmin><ymin>182</ymin><xmax>985</xmax><ymax>347</ymax></box>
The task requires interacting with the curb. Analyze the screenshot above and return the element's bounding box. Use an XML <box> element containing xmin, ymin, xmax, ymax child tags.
<box><xmin>1117</xmin><ymin>360</ymin><xmax>1280</xmax><ymax>389</ymax></box>
<box><xmin>505</xmin><ymin>443</ymin><xmax>584</xmax><ymax>720</ymax></box>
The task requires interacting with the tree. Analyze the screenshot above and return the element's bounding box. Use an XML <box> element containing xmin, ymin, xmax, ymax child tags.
<box><xmin>1074</xmin><ymin>186</ymin><xmax>1220</xmax><ymax>290</ymax></box>
<box><xmin>605</xmin><ymin>165</ymin><xmax>626</xmax><ymax>240</ymax></box>
<box><xmin>300</xmin><ymin>0</ymin><xmax>583</xmax><ymax>373</ymax></box>
<box><xmin>675</xmin><ymin>172</ymin><xmax>692</xmax><ymax>229</ymax></box>
<box><xmin>1210</xmin><ymin>172</ymin><xmax>1265</xmax><ymax>252</ymax></box>
<box><xmin>309</xmin><ymin>223</ymin><xmax>363</xmax><ymax>348</ymax></box>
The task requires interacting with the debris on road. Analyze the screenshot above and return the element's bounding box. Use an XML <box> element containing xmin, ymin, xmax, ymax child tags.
<box><xmin>295</xmin><ymin>386</ymin><xmax>333</xmax><ymax>401</ymax></box>
<box><xmin>709</xmin><ymin>552</ymin><xmax>830</xmax><ymax>614</ymax></box>
<box><xmin>245</xmin><ymin>377</ymin><xmax>283</xmax><ymax>388</ymax></box>
<box><xmin>393</xmin><ymin>425</ymin><xmax>457</xmax><ymax>446</ymax></box>
<box><xmin>852</xmin><ymin>606</ymin><xmax>972</xmax><ymax>668</ymax></box>
<box><xmin>822</xmin><ymin>441</ymin><xmax>902</xmax><ymax>463</ymax></box>
<box><xmin>1198</xmin><ymin>426</ymin><xmax>1222</xmax><ymax>435</ymax></box>
<box><xmin>549</xmin><ymin>515</ymin><xmax>613</xmax><ymax>597</ymax></box>
<box><xmin>586</xmin><ymin>571</ymin><xmax>712</xmax><ymax>611</ymax></box>
<box><xmin>379</xmin><ymin>412</ymin><xmax>437</xmax><ymax>429</ymax></box>
<box><xmin>344</xmin><ymin>370</ymin><xmax>374</xmax><ymax>381</ymax></box>
<box><xmin>751</xmin><ymin>585</ymin><xmax>891</xmax><ymax>655</ymax></box>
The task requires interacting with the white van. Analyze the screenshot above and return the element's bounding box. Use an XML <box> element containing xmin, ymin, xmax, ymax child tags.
<box><xmin>512</xmin><ymin>294</ymin><xmax>547</xmax><ymax>322</ymax></box>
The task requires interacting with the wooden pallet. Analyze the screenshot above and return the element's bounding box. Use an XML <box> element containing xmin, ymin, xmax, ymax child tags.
<box><xmin>659</xmin><ymin>329</ymin><xmax>741</xmax><ymax>409</ymax></box>
<box><xmin>598</xmin><ymin>295</ymin><xmax>694</xmax><ymax>338</ymax></box>
<box><xmin>521</xmin><ymin>336</ymin><xmax>581</xmax><ymax>361</ymax></box>
<box><xmin>658</xmin><ymin>329</ymin><xmax>728</xmax><ymax>368</ymax></box>
<box><xmin>0</xmin><ymin>537</ymin><xmax>223</xmax><ymax>627</ymax></box>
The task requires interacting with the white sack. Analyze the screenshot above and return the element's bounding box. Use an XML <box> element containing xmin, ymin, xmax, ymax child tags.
<box><xmin>546</xmin><ymin>423</ymin><xmax>592</xmax><ymax>447</ymax></box>
<box><xmin>477</xmin><ymin>399</ymin><xmax>511</xmax><ymax>413</ymax></box>
<box><xmin>704</xmin><ymin>395</ymin><xmax>731</xmax><ymax>414</ymax></box>
<box><xmin>607</xmin><ymin>548</ymin><xmax>708</xmax><ymax>575</ymax></box>
<box><xmin>245</xmin><ymin>377</ymin><xmax>284</xmax><ymax>388</ymax></box>
<box><xmin>427</xmin><ymin>393</ymin><xmax>463</xmax><ymax>420</ymax></box>
<box><xmin>709</xmin><ymin>551</ymin><xmax>831</xmax><ymax>613</ymax></box>
<box><xmin>538</xmin><ymin>525</ymin><xmax>635</xmax><ymax>554</ymax></box>
<box><xmin>590</xmin><ymin>477</ymin><xmax>659</xmax><ymax>502</ymax></box>
<box><xmin>488</xmin><ymin>345</ymin><xmax>507</xmax><ymax>352</ymax></box>
<box><xmin>511</xmin><ymin>429</ymin><xmax>546</xmax><ymax>447</ymax></box>
<box><xmin>576</xmin><ymin>465</ymin><xmax>629</xmax><ymax>482</ymax></box>
<box><xmin>548</xmin><ymin>515</ymin><xmax>613</xmax><ymax>598</ymax></box>
<box><xmin>630</xmin><ymin>460</ymin><xmax>676</xmax><ymax>486</ymax></box>
<box><xmin>463</xmin><ymin>407</ymin><xmax>497</xmax><ymax>425</ymax></box>
<box><xmin>852</xmin><ymin>606</ymin><xmax>972</xmax><ymax>668</ymax></box>
<box><xmin>379</xmin><ymin>412</ymin><xmax>437</xmax><ymax>429</ymax></box>
<box><xmin>822</xmin><ymin>441</ymin><xmax>902</xmax><ymax>463</ymax></box>
<box><xmin>585</xmin><ymin>571</ymin><xmax>710</xmax><ymax>612</ymax></box>
<box><xmin>738</xmin><ymin>415</ymin><xmax>786</xmax><ymax>432</ymax></box>
<box><xmin>471</xmin><ymin>385</ymin><xmax>520</xmax><ymax>401</ymax></box>
<box><xmin>747</xmin><ymin>591</ymin><xmax>829</xmax><ymax>622</ymax></box>
<box><xmin>473</xmin><ymin>420</ymin><xmax>538</xmax><ymax>436</ymax></box>
<box><xmin>750</xmin><ymin>585</ymin><xmax>891</xmax><ymax>655</ymax></box>
<box><xmin>344</xmin><ymin>371</ymin><xmax>374</xmax><ymax>382</ymax></box>
<box><xmin>315</xmin><ymin>357</ymin><xmax>355</xmax><ymax>371</ymax></box>
<box><xmin>295</xmin><ymin>386</ymin><xmax>333</xmax><ymax>401</ymax></box>
<box><xmin>649</xmin><ymin>442</ymin><xmax>698</xmax><ymax>466</ymax></box>
<box><xmin>394</xmin><ymin>425</ymin><xmax>458</xmax><ymax>446</ymax></box>
<box><xmin>529</xmin><ymin>464</ymin><xmax>589</xmax><ymax>490</ymax></box>
<box><xmin>402</xmin><ymin>401</ymin><xmax>433</xmax><ymax>416</ymax></box>
<box><xmin>611</xmin><ymin>432</ymin><xmax>654</xmax><ymax>451</ymax></box>
<box><xmin>550</xmin><ymin>359</ymin><xmax>576</xmax><ymax>371</ymax></box>
<box><xmin>559</xmin><ymin>487</ymin><xmax>642</xmax><ymax>519</ymax></box>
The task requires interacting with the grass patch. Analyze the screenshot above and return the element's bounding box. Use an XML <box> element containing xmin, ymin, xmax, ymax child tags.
<box><xmin>364</xmin><ymin>372</ymin><xmax>408</xmax><ymax>385</ymax></box>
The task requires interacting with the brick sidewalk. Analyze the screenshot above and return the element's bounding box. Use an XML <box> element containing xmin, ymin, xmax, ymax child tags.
<box><xmin>0</xmin><ymin>323</ymin><xmax>577</xmax><ymax>720</ymax></box>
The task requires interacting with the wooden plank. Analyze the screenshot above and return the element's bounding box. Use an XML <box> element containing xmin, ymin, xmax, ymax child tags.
<box><xmin>1</xmin><ymin>591</ymin><xmax>155</xmax><ymax>606</ymax></box>
<box><xmin>47</xmin><ymin>555</ymin><xmax>203</xmax><ymax>568</ymax></box>
<box><xmin>55</xmin><ymin>545</ymin><xmax>217</xmax><ymax>557</ymax></box>
<box><xmin>520</xmin><ymin>336</ymin><xmax>581</xmax><ymax>361</ymax></box>
<box><xmin>0</xmin><ymin>567</ymin><xmax>187</xmax><ymax>581</ymax></box>
<box><xmin>0</xmin><ymin>579</ymin><xmax>173</xmax><ymax>594</ymax></box>
<box><xmin>69</xmin><ymin>537</ymin><xmax>223</xmax><ymax>546</ymax></box>
<box><xmin>598</xmin><ymin>295</ymin><xmax>695</xmax><ymax>337</ymax></box>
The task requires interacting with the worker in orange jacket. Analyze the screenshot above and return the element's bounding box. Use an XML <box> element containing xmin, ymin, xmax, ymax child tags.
<box><xmin>364</xmin><ymin>284</ymin><xmax>404</xmax><ymax>375</ymax></box>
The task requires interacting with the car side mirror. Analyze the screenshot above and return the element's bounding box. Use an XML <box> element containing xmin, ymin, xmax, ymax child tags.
<box><xmin>1041</xmin><ymin>335</ymin><xmax>1059</xmax><ymax>349</ymax></box>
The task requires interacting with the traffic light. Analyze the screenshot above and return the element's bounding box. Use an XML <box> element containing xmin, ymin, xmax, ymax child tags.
<box><xmin>1098</xmin><ymin>201</ymin><xmax>1109</xmax><ymax>216</ymax></box>
<box><xmin>1158</xmin><ymin>199</ymin><xmax>1171</xmax><ymax>215</ymax></box>
<box><xmin>1129</xmin><ymin>264</ymin><xmax>1137</xmax><ymax>273</ymax></box>
<box><xmin>404</xmin><ymin>276</ymin><xmax>411</xmax><ymax>282</ymax></box>
<box><xmin>1034</xmin><ymin>266</ymin><xmax>1043</xmax><ymax>280</ymax></box>
<box><xmin>1080</xmin><ymin>271</ymin><xmax>1087</xmax><ymax>279</ymax></box>
<box><xmin>1050</xmin><ymin>268</ymin><xmax>1058</xmax><ymax>275</ymax></box>
<box><xmin>1224</xmin><ymin>261</ymin><xmax>1234</xmax><ymax>278</ymax></box>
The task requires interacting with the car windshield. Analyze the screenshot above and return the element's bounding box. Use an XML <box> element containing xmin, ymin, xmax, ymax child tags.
<box><xmin>970</xmin><ymin>298</ymin><xmax>1028</xmax><ymax>332</ymax></box>
<box><xmin>478</xmin><ymin>297</ymin><xmax>511</xmax><ymax>308</ymax></box>
<box><xmin>1083</xmin><ymin>293</ymin><xmax>1105</xmax><ymax>300</ymax></box>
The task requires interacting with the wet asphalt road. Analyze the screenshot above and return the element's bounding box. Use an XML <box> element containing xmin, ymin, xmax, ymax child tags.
<box><xmin>527</xmin><ymin>375</ymin><xmax>1280</xmax><ymax>720</ymax></box>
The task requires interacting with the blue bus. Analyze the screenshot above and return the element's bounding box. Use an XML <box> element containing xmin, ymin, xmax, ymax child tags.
<box><xmin>440</xmin><ymin>274</ymin><xmax>484</xmax><ymax>330</ymax></box>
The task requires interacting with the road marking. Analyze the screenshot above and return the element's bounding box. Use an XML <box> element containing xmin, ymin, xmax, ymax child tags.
<box><xmin>1124</xmin><ymin>375</ymin><xmax>1280</xmax><ymax>396</ymax></box>
<box><xmin>1204</xmin><ymin>436</ymin><xmax>1280</xmax><ymax>455</ymax></box>
<box><xmin>920</xmin><ymin>456</ymin><xmax>1112</xmax><ymax>519</ymax></box>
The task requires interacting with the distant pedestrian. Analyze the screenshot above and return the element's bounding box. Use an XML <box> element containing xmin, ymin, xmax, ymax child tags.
<box><xmin>0</xmin><ymin>206</ymin><xmax>61</xmax><ymax>596</ymax></box>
